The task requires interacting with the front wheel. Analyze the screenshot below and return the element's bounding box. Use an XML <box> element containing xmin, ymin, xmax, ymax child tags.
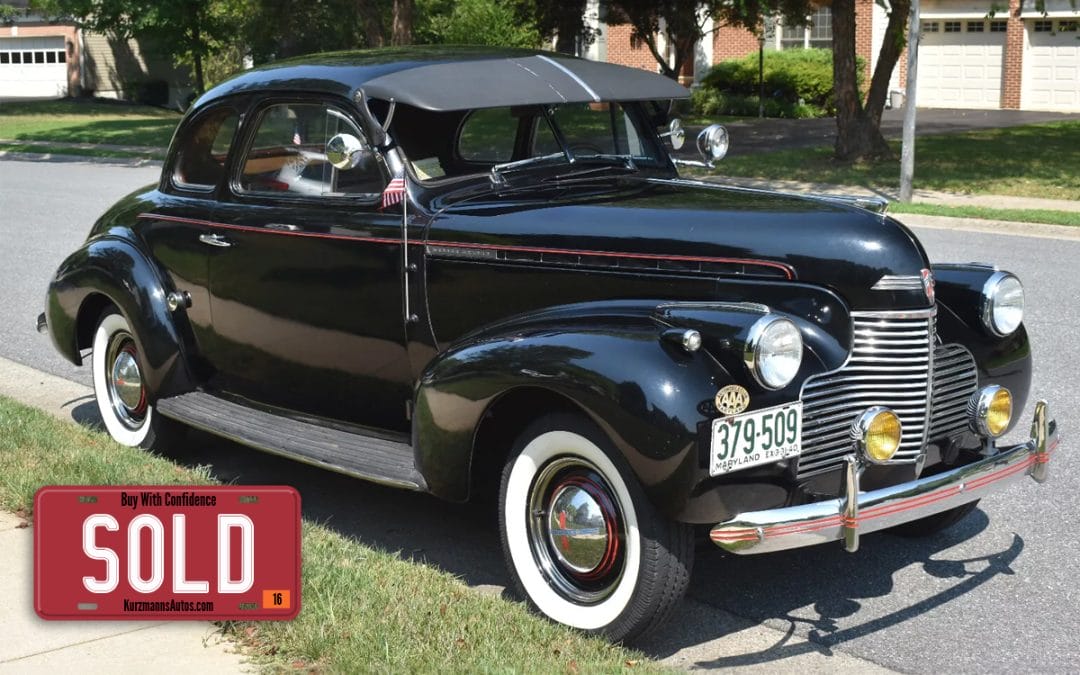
<box><xmin>498</xmin><ymin>413</ymin><xmax>693</xmax><ymax>643</ymax></box>
<box><xmin>91</xmin><ymin>309</ymin><xmax>178</xmax><ymax>448</ymax></box>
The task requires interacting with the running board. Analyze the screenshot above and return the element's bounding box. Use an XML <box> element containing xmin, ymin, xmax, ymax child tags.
<box><xmin>156</xmin><ymin>391</ymin><xmax>425</xmax><ymax>491</ymax></box>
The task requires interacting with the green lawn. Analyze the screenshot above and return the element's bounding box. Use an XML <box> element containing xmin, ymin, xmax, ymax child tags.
<box><xmin>0</xmin><ymin>99</ymin><xmax>179</xmax><ymax>148</ymax></box>
<box><xmin>710</xmin><ymin>121</ymin><xmax>1080</xmax><ymax>201</ymax></box>
<box><xmin>0</xmin><ymin>396</ymin><xmax>663</xmax><ymax>672</ymax></box>
<box><xmin>888</xmin><ymin>201</ymin><xmax>1080</xmax><ymax>228</ymax></box>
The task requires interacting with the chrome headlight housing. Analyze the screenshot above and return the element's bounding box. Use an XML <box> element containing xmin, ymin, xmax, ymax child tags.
<box><xmin>982</xmin><ymin>271</ymin><xmax>1024</xmax><ymax>336</ymax></box>
<box><xmin>744</xmin><ymin>315</ymin><xmax>803</xmax><ymax>390</ymax></box>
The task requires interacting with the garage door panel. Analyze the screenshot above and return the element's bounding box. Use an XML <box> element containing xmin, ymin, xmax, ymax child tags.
<box><xmin>918</xmin><ymin>22</ymin><xmax>1006</xmax><ymax>109</ymax></box>
<box><xmin>1022</xmin><ymin>22</ymin><xmax>1080</xmax><ymax>111</ymax></box>
<box><xmin>0</xmin><ymin>36</ymin><xmax>69</xmax><ymax>99</ymax></box>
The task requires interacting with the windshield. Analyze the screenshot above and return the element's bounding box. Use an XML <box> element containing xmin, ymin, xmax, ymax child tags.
<box><xmin>397</xmin><ymin>101</ymin><xmax>666</xmax><ymax>183</ymax></box>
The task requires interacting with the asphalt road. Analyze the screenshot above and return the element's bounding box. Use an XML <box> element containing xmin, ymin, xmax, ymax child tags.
<box><xmin>1</xmin><ymin>159</ymin><xmax>1077</xmax><ymax>671</ymax></box>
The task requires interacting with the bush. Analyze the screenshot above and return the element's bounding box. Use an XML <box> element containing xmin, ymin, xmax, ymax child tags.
<box><xmin>690</xmin><ymin>86</ymin><xmax>824</xmax><ymax>119</ymax></box>
<box><xmin>697</xmin><ymin>48</ymin><xmax>865</xmax><ymax>118</ymax></box>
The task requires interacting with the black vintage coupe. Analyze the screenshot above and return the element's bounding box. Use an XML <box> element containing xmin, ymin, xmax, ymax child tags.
<box><xmin>39</xmin><ymin>47</ymin><xmax>1056</xmax><ymax>641</ymax></box>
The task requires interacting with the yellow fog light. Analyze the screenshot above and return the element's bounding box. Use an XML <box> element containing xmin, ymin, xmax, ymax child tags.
<box><xmin>971</xmin><ymin>385</ymin><xmax>1012</xmax><ymax>438</ymax></box>
<box><xmin>852</xmin><ymin>407</ymin><xmax>902</xmax><ymax>464</ymax></box>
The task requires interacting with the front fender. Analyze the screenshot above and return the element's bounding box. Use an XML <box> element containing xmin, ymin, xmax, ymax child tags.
<box><xmin>414</xmin><ymin>296</ymin><xmax>852</xmax><ymax>521</ymax></box>
<box><xmin>932</xmin><ymin>264</ymin><xmax>1032</xmax><ymax>431</ymax></box>
<box><xmin>46</xmin><ymin>235</ymin><xmax>195</xmax><ymax>399</ymax></box>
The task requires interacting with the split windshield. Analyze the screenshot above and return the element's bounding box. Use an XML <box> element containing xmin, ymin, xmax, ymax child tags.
<box><xmin>400</xmin><ymin>101</ymin><xmax>665</xmax><ymax>183</ymax></box>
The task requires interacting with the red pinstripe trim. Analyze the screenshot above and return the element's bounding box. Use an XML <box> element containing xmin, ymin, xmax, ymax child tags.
<box><xmin>712</xmin><ymin>450</ymin><xmax>1049</xmax><ymax>543</ymax></box>
<box><xmin>137</xmin><ymin>212</ymin><xmax>795</xmax><ymax>279</ymax></box>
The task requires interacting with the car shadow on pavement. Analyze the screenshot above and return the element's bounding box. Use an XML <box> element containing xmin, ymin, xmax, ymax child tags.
<box><xmin>70</xmin><ymin>401</ymin><xmax>1027</xmax><ymax>664</ymax></box>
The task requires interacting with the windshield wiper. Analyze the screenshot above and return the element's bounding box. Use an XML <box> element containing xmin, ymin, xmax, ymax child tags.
<box><xmin>541</xmin><ymin>155</ymin><xmax>638</xmax><ymax>182</ymax></box>
<box><xmin>490</xmin><ymin>152</ymin><xmax>569</xmax><ymax>186</ymax></box>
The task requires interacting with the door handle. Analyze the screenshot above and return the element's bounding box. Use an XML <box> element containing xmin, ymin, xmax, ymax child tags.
<box><xmin>265</xmin><ymin>223</ymin><xmax>300</xmax><ymax>232</ymax></box>
<box><xmin>198</xmin><ymin>233</ymin><xmax>232</xmax><ymax>248</ymax></box>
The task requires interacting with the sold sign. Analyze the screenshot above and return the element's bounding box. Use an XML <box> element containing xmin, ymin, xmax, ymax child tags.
<box><xmin>34</xmin><ymin>486</ymin><xmax>301</xmax><ymax>620</ymax></box>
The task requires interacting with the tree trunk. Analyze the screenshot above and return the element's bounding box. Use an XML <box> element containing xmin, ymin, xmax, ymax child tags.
<box><xmin>832</xmin><ymin>0</ymin><xmax>891</xmax><ymax>161</ymax></box>
<box><xmin>190</xmin><ymin>3</ymin><xmax>205</xmax><ymax>94</ymax></box>
<box><xmin>391</xmin><ymin>0</ymin><xmax>413</xmax><ymax>46</ymax></box>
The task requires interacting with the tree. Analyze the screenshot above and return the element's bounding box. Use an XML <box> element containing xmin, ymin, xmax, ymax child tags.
<box><xmin>831</xmin><ymin>0</ymin><xmax>910</xmax><ymax>160</ymax></box>
<box><xmin>604</xmin><ymin>0</ymin><xmax>722</xmax><ymax>80</ymax></box>
<box><xmin>515</xmin><ymin>0</ymin><xmax>597</xmax><ymax>54</ymax></box>
<box><xmin>391</xmin><ymin>0</ymin><xmax>413</xmax><ymax>45</ymax></box>
<box><xmin>415</xmin><ymin>0</ymin><xmax>540</xmax><ymax>48</ymax></box>
<box><xmin>38</xmin><ymin>0</ymin><xmax>234</xmax><ymax>94</ymax></box>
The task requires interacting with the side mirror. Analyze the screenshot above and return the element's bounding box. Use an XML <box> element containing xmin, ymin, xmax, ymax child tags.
<box><xmin>697</xmin><ymin>124</ymin><xmax>729</xmax><ymax>164</ymax></box>
<box><xmin>326</xmin><ymin>133</ymin><xmax>370</xmax><ymax>170</ymax></box>
<box><xmin>660</xmin><ymin>118</ymin><xmax>686</xmax><ymax>150</ymax></box>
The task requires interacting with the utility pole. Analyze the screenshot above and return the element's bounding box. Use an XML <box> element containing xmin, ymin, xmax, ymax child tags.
<box><xmin>899</xmin><ymin>0</ymin><xmax>921</xmax><ymax>202</ymax></box>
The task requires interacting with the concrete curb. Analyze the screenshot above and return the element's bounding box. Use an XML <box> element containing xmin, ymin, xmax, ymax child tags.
<box><xmin>0</xmin><ymin>357</ymin><xmax>251</xmax><ymax>674</ymax></box>
<box><xmin>0</xmin><ymin>355</ymin><xmax>895</xmax><ymax>673</ymax></box>
<box><xmin>0</xmin><ymin>150</ymin><xmax>163</xmax><ymax>168</ymax></box>
<box><xmin>901</xmin><ymin>213</ymin><xmax>1080</xmax><ymax>241</ymax></box>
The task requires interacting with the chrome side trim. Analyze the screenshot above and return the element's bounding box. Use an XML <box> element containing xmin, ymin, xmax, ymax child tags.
<box><xmin>711</xmin><ymin>401</ymin><xmax>1055</xmax><ymax>555</ymax></box>
<box><xmin>872</xmin><ymin>275</ymin><xmax>924</xmax><ymax>292</ymax></box>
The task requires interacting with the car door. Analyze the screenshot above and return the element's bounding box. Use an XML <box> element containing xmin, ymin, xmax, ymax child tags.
<box><xmin>204</xmin><ymin>98</ymin><xmax>412</xmax><ymax>433</ymax></box>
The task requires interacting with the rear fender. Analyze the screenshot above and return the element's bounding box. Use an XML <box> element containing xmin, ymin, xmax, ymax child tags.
<box><xmin>46</xmin><ymin>235</ymin><xmax>196</xmax><ymax>399</ymax></box>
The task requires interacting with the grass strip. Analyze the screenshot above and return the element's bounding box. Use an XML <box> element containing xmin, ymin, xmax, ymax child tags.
<box><xmin>0</xmin><ymin>396</ymin><xmax>661</xmax><ymax>673</ymax></box>
<box><xmin>0</xmin><ymin>99</ymin><xmax>179</xmax><ymax>148</ymax></box>
<box><xmin>710</xmin><ymin>121</ymin><xmax>1080</xmax><ymax>201</ymax></box>
<box><xmin>0</xmin><ymin>143</ymin><xmax>163</xmax><ymax>160</ymax></box>
<box><xmin>889</xmin><ymin>201</ymin><xmax>1080</xmax><ymax>228</ymax></box>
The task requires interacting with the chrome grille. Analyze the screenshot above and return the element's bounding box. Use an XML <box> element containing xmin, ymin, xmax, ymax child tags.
<box><xmin>798</xmin><ymin>311</ymin><xmax>934</xmax><ymax>478</ymax></box>
<box><xmin>928</xmin><ymin>344</ymin><xmax>978</xmax><ymax>441</ymax></box>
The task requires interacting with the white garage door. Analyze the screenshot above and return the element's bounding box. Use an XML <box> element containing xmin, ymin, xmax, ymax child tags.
<box><xmin>918</xmin><ymin>19</ymin><xmax>1007</xmax><ymax>109</ymax></box>
<box><xmin>1022</xmin><ymin>19</ymin><xmax>1080</xmax><ymax>111</ymax></box>
<box><xmin>0</xmin><ymin>36</ymin><xmax>69</xmax><ymax>99</ymax></box>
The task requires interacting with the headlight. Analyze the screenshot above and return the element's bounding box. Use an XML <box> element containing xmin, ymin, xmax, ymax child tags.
<box><xmin>744</xmin><ymin>316</ymin><xmax>802</xmax><ymax>389</ymax></box>
<box><xmin>982</xmin><ymin>272</ymin><xmax>1024</xmax><ymax>336</ymax></box>
<box><xmin>969</xmin><ymin>385</ymin><xmax>1013</xmax><ymax>438</ymax></box>
<box><xmin>851</xmin><ymin>407</ymin><xmax>902</xmax><ymax>464</ymax></box>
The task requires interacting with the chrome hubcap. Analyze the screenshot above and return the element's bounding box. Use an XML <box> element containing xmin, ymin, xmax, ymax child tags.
<box><xmin>105</xmin><ymin>332</ymin><xmax>146</xmax><ymax>430</ymax></box>
<box><xmin>528</xmin><ymin>457</ymin><xmax>624</xmax><ymax>605</ymax></box>
<box><xmin>546</xmin><ymin>484</ymin><xmax>609</xmax><ymax>574</ymax></box>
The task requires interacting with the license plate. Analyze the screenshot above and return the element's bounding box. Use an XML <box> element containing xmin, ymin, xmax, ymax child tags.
<box><xmin>34</xmin><ymin>485</ymin><xmax>301</xmax><ymax>620</ymax></box>
<box><xmin>710</xmin><ymin>402</ymin><xmax>802</xmax><ymax>476</ymax></box>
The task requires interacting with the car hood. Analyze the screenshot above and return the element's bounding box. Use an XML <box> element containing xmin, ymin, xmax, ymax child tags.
<box><xmin>423</xmin><ymin>176</ymin><xmax>934</xmax><ymax>310</ymax></box>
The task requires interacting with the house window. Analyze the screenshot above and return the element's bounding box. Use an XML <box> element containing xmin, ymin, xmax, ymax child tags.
<box><xmin>57</xmin><ymin>50</ymin><xmax>66</xmax><ymax>63</ymax></box>
<box><xmin>923</xmin><ymin>21</ymin><xmax>940</xmax><ymax>33</ymax></box>
<box><xmin>11</xmin><ymin>52</ymin><xmax>20</xmax><ymax>64</ymax></box>
<box><xmin>1060</xmin><ymin>21</ymin><xmax>1078</xmax><ymax>32</ymax></box>
<box><xmin>1033</xmin><ymin>20</ymin><xmax>1053</xmax><ymax>32</ymax></box>
<box><xmin>967</xmin><ymin>21</ymin><xmax>984</xmax><ymax>32</ymax></box>
<box><xmin>990</xmin><ymin>20</ymin><xmax>1007</xmax><ymax>32</ymax></box>
<box><xmin>0</xmin><ymin>53</ymin><xmax>8</xmax><ymax>64</ymax></box>
<box><xmin>944</xmin><ymin>21</ymin><xmax>962</xmax><ymax>33</ymax></box>
<box><xmin>778</xmin><ymin>6</ymin><xmax>832</xmax><ymax>50</ymax></box>
<box><xmin>34</xmin><ymin>51</ymin><xmax>45</xmax><ymax>63</ymax></box>
<box><xmin>46</xmin><ymin>51</ymin><xmax>56</xmax><ymax>63</ymax></box>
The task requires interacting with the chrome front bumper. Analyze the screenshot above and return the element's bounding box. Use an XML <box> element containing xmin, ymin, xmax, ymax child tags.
<box><xmin>711</xmin><ymin>400</ymin><xmax>1057</xmax><ymax>555</ymax></box>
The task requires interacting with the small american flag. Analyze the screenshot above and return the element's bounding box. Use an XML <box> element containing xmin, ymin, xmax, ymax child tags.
<box><xmin>381</xmin><ymin>172</ymin><xmax>406</xmax><ymax>209</ymax></box>
<box><xmin>292</xmin><ymin>124</ymin><xmax>301</xmax><ymax>145</ymax></box>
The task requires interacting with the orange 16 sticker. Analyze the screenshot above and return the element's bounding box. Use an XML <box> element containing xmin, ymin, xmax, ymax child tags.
<box><xmin>34</xmin><ymin>485</ymin><xmax>301</xmax><ymax>620</ymax></box>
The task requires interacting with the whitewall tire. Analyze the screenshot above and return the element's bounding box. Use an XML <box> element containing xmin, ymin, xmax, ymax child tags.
<box><xmin>91</xmin><ymin>310</ymin><xmax>170</xmax><ymax>448</ymax></box>
<box><xmin>498</xmin><ymin>413</ymin><xmax>693</xmax><ymax>642</ymax></box>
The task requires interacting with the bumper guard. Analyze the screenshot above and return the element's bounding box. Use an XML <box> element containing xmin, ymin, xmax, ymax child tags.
<box><xmin>711</xmin><ymin>400</ymin><xmax>1057</xmax><ymax>554</ymax></box>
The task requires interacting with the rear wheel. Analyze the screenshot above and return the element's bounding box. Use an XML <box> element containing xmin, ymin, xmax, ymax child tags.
<box><xmin>91</xmin><ymin>310</ymin><xmax>177</xmax><ymax>448</ymax></box>
<box><xmin>498</xmin><ymin>413</ymin><xmax>693</xmax><ymax>642</ymax></box>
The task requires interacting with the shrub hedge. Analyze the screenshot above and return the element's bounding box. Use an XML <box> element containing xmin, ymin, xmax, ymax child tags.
<box><xmin>695</xmin><ymin>48</ymin><xmax>866</xmax><ymax>118</ymax></box>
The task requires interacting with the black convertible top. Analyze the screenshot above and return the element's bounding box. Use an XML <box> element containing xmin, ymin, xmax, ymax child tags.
<box><xmin>196</xmin><ymin>46</ymin><xmax>689</xmax><ymax>112</ymax></box>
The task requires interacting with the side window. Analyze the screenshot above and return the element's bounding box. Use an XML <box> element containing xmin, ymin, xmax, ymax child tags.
<box><xmin>238</xmin><ymin>102</ymin><xmax>384</xmax><ymax>198</ymax></box>
<box><xmin>173</xmin><ymin>108</ymin><xmax>239</xmax><ymax>190</ymax></box>
<box><xmin>457</xmin><ymin>108</ymin><xmax>518</xmax><ymax>162</ymax></box>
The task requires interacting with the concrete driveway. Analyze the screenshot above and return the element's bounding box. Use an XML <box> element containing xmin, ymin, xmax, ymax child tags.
<box><xmin>681</xmin><ymin>108</ymin><xmax>1080</xmax><ymax>158</ymax></box>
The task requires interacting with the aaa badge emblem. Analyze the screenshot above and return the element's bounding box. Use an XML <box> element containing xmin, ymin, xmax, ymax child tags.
<box><xmin>715</xmin><ymin>385</ymin><xmax>750</xmax><ymax>415</ymax></box>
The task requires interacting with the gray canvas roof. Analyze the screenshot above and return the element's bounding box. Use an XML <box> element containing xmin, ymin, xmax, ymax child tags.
<box><xmin>197</xmin><ymin>47</ymin><xmax>689</xmax><ymax>112</ymax></box>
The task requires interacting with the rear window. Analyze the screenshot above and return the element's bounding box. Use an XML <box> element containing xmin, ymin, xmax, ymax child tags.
<box><xmin>173</xmin><ymin>108</ymin><xmax>239</xmax><ymax>190</ymax></box>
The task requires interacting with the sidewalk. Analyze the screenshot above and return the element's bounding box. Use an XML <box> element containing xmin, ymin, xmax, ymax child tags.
<box><xmin>0</xmin><ymin>358</ymin><xmax>249</xmax><ymax>674</ymax></box>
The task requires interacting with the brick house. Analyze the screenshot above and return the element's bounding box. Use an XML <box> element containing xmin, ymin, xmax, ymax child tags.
<box><xmin>588</xmin><ymin>0</ymin><xmax>1080</xmax><ymax>112</ymax></box>
<box><xmin>0</xmin><ymin>1</ymin><xmax>191</xmax><ymax>106</ymax></box>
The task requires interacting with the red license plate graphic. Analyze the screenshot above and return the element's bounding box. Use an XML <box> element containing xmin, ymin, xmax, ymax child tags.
<box><xmin>34</xmin><ymin>485</ymin><xmax>301</xmax><ymax>620</ymax></box>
